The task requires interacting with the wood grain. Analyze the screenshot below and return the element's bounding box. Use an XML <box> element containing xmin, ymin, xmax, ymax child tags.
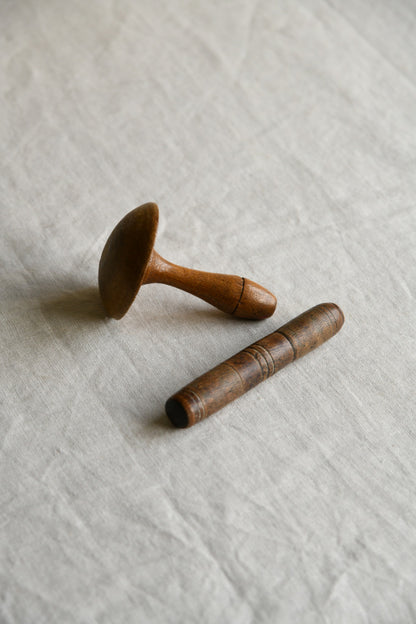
<box><xmin>99</xmin><ymin>203</ymin><xmax>276</xmax><ymax>320</ymax></box>
<box><xmin>166</xmin><ymin>303</ymin><xmax>344</xmax><ymax>428</ymax></box>
<box><xmin>143</xmin><ymin>250</ymin><xmax>276</xmax><ymax>319</ymax></box>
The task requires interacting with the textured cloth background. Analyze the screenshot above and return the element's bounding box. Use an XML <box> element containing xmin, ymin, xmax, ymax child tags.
<box><xmin>1</xmin><ymin>1</ymin><xmax>416</xmax><ymax>622</ymax></box>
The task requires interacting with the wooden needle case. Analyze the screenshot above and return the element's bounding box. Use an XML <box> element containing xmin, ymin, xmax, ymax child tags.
<box><xmin>166</xmin><ymin>303</ymin><xmax>344</xmax><ymax>427</ymax></box>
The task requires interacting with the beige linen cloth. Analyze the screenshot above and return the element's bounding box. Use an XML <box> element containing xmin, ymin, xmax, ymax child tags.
<box><xmin>1</xmin><ymin>1</ymin><xmax>415</xmax><ymax>622</ymax></box>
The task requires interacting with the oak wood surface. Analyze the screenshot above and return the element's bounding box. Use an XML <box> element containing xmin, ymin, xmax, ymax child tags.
<box><xmin>165</xmin><ymin>303</ymin><xmax>344</xmax><ymax>428</ymax></box>
<box><xmin>98</xmin><ymin>203</ymin><xmax>276</xmax><ymax>320</ymax></box>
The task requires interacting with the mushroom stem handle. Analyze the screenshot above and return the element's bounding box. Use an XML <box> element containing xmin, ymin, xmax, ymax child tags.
<box><xmin>144</xmin><ymin>251</ymin><xmax>276</xmax><ymax>320</ymax></box>
<box><xmin>165</xmin><ymin>303</ymin><xmax>344</xmax><ymax>427</ymax></box>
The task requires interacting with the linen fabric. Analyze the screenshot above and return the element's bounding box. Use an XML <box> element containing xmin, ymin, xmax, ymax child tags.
<box><xmin>1</xmin><ymin>1</ymin><xmax>415</xmax><ymax>622</ymax></box>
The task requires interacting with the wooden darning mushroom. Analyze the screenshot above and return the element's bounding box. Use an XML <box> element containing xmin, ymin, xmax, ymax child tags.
<box><xmin>98</xmin><ymin>203</ymin><xmax>277</xmax><ymax>320</ymax></box>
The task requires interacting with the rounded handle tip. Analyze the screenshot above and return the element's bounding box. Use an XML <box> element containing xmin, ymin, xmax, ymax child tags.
<box><xmin>233</xmin><ymin>278</ymin><xmax>277</xmax><ymax>320</ymax></box>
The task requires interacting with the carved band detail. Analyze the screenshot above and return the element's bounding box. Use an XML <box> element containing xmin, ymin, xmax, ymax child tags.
<box><xmin>244</xmin><ymin>344</ymin><xmax>275</xmax><ymax>380</ymax></box>
<box><xmin>181</xmin><ymin>387</ymin><xmax>206</xmax><ymax>423</ymax></box>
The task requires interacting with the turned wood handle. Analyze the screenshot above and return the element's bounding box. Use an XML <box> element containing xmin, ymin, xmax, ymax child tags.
<box><xmin>144</xmin><ymin>251</ymin><xmax>277</xmax><ymax>319</ymax></box>
<box><xmin>165</xmin><ymin>303</ymin><xmax>344</xmax><ymax>427</ymax></box>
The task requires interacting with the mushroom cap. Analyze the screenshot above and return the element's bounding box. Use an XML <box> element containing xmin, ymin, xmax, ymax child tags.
<box><xmin>98</xmin><ymin>202</ymin><xmax>159</xmax><ymax>319</ymax></box>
